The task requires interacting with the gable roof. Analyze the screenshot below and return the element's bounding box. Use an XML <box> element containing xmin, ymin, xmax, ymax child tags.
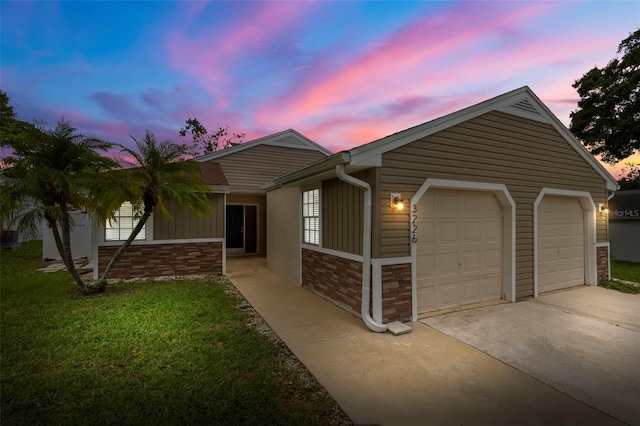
<box><xmin>195</xmin><ymin>128</ymin><xmax>332</xmax><ymax>163</ymax></box>
<box><xmin>266</xmin><ymin>86</ymin><xmax>618</xmax><ymax>191</ymax></box>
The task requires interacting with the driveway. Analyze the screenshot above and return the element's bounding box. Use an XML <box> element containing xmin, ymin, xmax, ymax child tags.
<box><xmin>226</xmin><ymin>257</ymin><xmax>635</xmax><ymax>425</ymax></box>
<box><xmin>422</xmin><ymin>287</ymin><xmax>640</xmax><ymax>426</ymax></box>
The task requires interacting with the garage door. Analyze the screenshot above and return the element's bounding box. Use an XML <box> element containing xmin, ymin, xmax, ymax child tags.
<box><xmin>416</xmin><ymin>189</ymin><xmax>503</xmax><ymax>314</ymax></box>
<box><xmin>537</xmin><ymin>196</ymin><xmax>584</xmax><ymax>293</ymax></box>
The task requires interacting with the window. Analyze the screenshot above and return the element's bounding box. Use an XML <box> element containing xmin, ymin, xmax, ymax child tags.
<box><xmin>105</xmin><ymin>201</ymin><xmax>146</xmax><ymax>241</ymax></box>
<box><xmin>302</xmin><ymin>188</ymin><xmax>320</xmax><ymax>245</ymax></box>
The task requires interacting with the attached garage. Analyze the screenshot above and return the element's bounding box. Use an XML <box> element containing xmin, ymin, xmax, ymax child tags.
<box><xmin>266</xmin><ymin>87</ymin><xmax>617</xmax><ymax>331</ymax></box>
<box><xmin>416</xmin><ymin>188</ymin><xmax>503</xmax><ymax>313</ymax></box>
<box><xmin>536</xmin><ymin>196</ymin><xmax>585</xmax><ymax>294</ymax></box>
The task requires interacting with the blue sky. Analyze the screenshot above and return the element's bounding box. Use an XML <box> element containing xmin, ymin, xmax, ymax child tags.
<box><xmin>1</xmin><ymin>1</ymin><xmax>638</xmax><ymax>175</ymax></box>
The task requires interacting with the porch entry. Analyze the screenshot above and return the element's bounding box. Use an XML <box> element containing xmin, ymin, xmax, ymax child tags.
<box><xmin>226</xmin><ymin>204</ymin><xmax>257</xmax><ymax>255</ymax></box>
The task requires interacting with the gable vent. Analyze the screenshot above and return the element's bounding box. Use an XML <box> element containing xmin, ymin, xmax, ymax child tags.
<box><xmin>510</xmin><ymin>99</ymin><xmax>541</xmax><ymax>116</ymax></box>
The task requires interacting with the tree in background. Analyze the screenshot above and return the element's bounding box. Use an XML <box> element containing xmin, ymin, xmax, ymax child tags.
<box><xmin>1</xmin><ymin>119</ymin><xmax>117</xmax><ymax>293</ymax></box>
<box><xmin>617</xmin><ymin>163</ymin><xmax>640</xmax><ymax>190</ymax></box>
<box><xmin>179</xmin><ymin>117</ymin><xmax>245</xmax><ymax>155</ymax></box>
<box><xmin>570</xmin><ymin>29</ymin><xmax>639</xmax><ymax>164</ymax></box>
<box><xmin>94</xmin><ymin>131</ymin><xmax>211</xmax><ymax>292</ymax></box>
<box><xmin>0</xmin><ymin>90</ymin><xmax>36</xmax><ymax>148</ymax></box>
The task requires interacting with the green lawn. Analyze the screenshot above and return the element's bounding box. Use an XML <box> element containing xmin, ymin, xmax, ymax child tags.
<box><xmin>599</xmin><ymin>259</ymin><xmax>640</xmax><ymax>294</ymax></box>
<box><xmin>611</xmin><ymin>259</ymin><xmax>640</xmax><ymax>283</ymax></box>
<box><xmin>1</xmin><ymin>241</ymin><xmax>350</xmax><ymax>425</ymax></box>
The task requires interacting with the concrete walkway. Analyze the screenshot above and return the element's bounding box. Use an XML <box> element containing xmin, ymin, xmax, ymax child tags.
<box><xmin>226</xmin><ymin>256</ymin><xmax>624</xmax><ymax>426</ymax></box>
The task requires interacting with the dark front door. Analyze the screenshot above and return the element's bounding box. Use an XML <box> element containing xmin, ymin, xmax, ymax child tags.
<box><xmin>226</xmin><ymin>205</ymin><xmax>244</xmax><ymax>249</ymax></box>
<box><xmin>244</xmin><ymin>205</ymin><xmax>257</xmax><ymax>254</ymax></box>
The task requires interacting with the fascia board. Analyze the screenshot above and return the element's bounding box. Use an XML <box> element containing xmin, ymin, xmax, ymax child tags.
<box><xmin>207</xmin><ymin>185</ymin><xmax>230</xmax><ymax>193</ymax></box>
<box><xmin>348</xmin><ymin>86</ymin><xmax>618</xmax><ymax>191</ymax></box>
<box><xmin>263</xmin><ymin>152</ymin><xmax>350</xmax><ymax>190</ymax></box>
<box><xmin>196</xmin><ymin>128</ymin><xmax>331</xmax><ymax>162</ymax></box>
<box><xmin>348</xmin><ymin>87</ymin><xmax>533</xmax><ymax>166</ymax></box>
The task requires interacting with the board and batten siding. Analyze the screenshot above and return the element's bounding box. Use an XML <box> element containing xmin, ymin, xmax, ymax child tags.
<box><xmin>321</xmin><ymin>169</ymin><xmax>376</xmax><ymax>256</ymax></box>
<box><xmin>154</xmin><ymin>193</ymin><xmax>225</xmax><ymax>240</ymax></box>
<box><xmin>379</xmin><ymin>111</ymin><xmax>609</xmax><ymax>299</ymax></box>
<box><xmin>213</xmin><ymin>145</ymin><xmax>328</xmax><ymax>193</ymax></box>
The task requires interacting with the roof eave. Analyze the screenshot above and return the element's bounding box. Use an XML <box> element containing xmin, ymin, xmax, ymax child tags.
<box><xmin>263</xmin><ymin>152</ymin><xmax>351</xmax><ymax>190</ymax></box>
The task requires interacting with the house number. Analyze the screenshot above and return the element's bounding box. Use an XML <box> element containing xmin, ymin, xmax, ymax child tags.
<box><xmin>411</xmin><ymin>204</ymin><xmax>418</xmax><ymax>244</ymax></box>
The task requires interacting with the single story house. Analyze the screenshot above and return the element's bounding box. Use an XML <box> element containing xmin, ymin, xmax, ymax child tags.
<box><xmin>264</xmin><ymin>86</ymin><xmax>618</xmax><ymax>332</ymax></box>
<box><xmin>608</xmin><ymin>190</ymin><xmax>640</xmax><ymax>262</ymax></box>
<box><xmin>90</xmin><ymin>86</ymin><xmax>618</xmax><ymax>334</ymax></box>
<box><xmin>93</xmin><ymin>129</ymin><xmax>330</xmax><ymax>279</ymax></box>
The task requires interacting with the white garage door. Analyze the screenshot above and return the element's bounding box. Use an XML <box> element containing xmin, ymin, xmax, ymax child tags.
<box><xmin>416</xmin><ymin>189</ymin><xmax>503</xmax><ymax>314</ymax></box>
<box><xmin>537</xmin><ymin>196</ymin><xmax>584</xmax><ymax>293</ymax></box>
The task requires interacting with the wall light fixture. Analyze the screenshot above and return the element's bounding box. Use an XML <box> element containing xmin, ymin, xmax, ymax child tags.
<box><xmin>598</xmin><ymin>203</ymin><xmax>609</xmax><ymax>214</ymax></box>
<box><xmin>390</xmin><ymin>193</ymin><xmax>404</xmax><ymax>210</ymax></box>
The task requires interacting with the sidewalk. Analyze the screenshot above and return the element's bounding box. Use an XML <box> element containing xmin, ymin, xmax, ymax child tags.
<box><xmin>226</xmin><ymin>256</ymin><xmax>622</xmax><ymax>426</ymax></box>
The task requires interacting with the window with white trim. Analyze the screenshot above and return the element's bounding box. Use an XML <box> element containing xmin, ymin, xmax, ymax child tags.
<box><xmin>105</xmin><ymin>201</ymin><xmax>146</xmax><ymax>241</ymax></box>
<box><xmin>302</xmin><ymin>188</ymin><xmax>320</xmax><ymax>245</ymax></box>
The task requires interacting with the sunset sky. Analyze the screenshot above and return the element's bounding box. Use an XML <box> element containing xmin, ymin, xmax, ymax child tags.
<box><xmin>1</xmin><ymin>1</ymin><xmax>638</xmax><ymax>176</ymax></box>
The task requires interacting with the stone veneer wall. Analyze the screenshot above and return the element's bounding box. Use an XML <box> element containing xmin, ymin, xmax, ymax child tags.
<box><xmin>596</xmin><ymin>245</ymin><xmax>610</xmax><ymax>282</ymax></box>
<box><xmin>302</xmin><ymin>248</ymin><xmax>362</xmax><ymax>317</ymax></box>
<box><xmin>302</xmin><ymin>249</ymin><xmax>412</xmax><ymax>323</ymax></box>
<box><xmin>98</xmin><ymin>241</ymin><xmax>223</xmax><ymax>279</ymax></box>
<box><xmin>381</xmin><ymin>263</ymin><xmax>412</xmax><ymax>322</ymax></box>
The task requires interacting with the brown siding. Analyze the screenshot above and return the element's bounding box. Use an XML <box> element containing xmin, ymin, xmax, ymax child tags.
<box><xmin>154</xmin><ymin>193</ymin><xmax>224</xmax><ymax>240</ymax></box>
<box><xmin>322</xmin><ymin>169</ymin><xmax>375</xmax><ymax>256</ymax></box>
<box><xmin>227</xmin><ymin>193</ymin><xmax>267</xmax><ymax>254</ymax></box>
<box><xmin>379</xmin><ymin>111</ymin><xmax>609</xmax><ymax>299</ymax></box>
<box><xmin>213</xmin><ymin>145</ymin><xmax>327</xmax><ymax>193</ymax></box>
<box><xmin>98</xmin><ymin>241</ymin><xmax>223</xmax><ymax>278</ymax></box>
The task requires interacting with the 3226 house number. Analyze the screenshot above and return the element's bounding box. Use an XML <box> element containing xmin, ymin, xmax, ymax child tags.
<box><xmin>411</xmin><ymin>204</ymin><xmax>418</xmax><ymax>244</ymax></box>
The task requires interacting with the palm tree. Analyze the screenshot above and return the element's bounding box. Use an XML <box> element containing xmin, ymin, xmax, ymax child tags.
<box><xmin>94</xmin><ymin>131</ymin><xmax>211</xmax><ymax>291</ymax></box>
<box><xmin>1</xmin><ymin>120</ymin><xmax>117</xmax><ymax>293</ymax></box>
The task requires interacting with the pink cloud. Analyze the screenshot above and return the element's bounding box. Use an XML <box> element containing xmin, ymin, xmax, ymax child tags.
<box><xmin>166</xmin><ymin>1</ymin><xmax>318</xmax><ymax>104</ymax></box>
<box><xmin>255</xmin><ymin>1</ymin><xmax>556</xmax><ymax>133</ymax></box>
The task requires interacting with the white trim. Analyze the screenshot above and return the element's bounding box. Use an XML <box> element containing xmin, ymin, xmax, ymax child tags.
<box><xmin>346</xmin><ymin>87</ymin><xmax>617</xmax><ymax>190</ymax></box>
<box><xmin>596</xmin><ymin>242</ymin><xmax>611</xmax><ymax>281</ymax></box>
<box><xmin>410</xmin><ymin>179</ymin><xmax>516</xmax><ymax>321</ymax></box>
<box><xmin>97</xmin><ymin>237</ymin><xmax>225</xmax><ymax>247</ymax></box>
<box><xmin>301</xmin><ymin>243</ymin><xmax>364</xmax><ymax>263</ymax></box>
<box><xmin>533</xmin><ymin>188</ymin><xmax>597</xmax><ymax>298</ymax></box>
<box><xmin>301</xmin><ymin>188</ymin><xmax>321</xmax><ymax>246</ymax></box>
<box><xmin>371</xmin><ymin>257</ymin><xmax>415</xmax><ymax>323</ymax></box>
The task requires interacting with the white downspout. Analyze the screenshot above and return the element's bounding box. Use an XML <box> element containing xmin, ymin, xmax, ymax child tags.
<box><xmin>336</xmin><ymin>165</ymin><xmax>387</xmax><ymax>333</ymax></box>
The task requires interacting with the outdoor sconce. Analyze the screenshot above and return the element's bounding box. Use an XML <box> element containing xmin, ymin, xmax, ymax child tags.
<box><xmin>598</xmin><ymin>203</ymin><xmax>609</xmax><ymax>214</ymax></box>
<box><xmin>390</xmin><ymin>193</ymin><xmax>404</xmax><ymax>210</ymax></box>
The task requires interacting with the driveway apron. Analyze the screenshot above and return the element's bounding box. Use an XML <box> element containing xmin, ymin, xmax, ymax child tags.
<box><xmin>226</xmin><ymin>257</ymin><xmax>625</xmax><ymax>426</ymax></box>
<box><xmin>422</xmin><ymin>287</ymin><xmax>640</xmax><ymax>426</ymax></box>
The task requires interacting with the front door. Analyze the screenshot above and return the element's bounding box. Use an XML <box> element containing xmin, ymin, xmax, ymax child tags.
<box><xmin>226</xmin><ymin>205</ymin><xmax>244</xmax><ymax>250</ymax></box>
<box><xmin>244</xmin><ymin>205</ymin><xmax>257</xmax><ymax>254</ymax></box>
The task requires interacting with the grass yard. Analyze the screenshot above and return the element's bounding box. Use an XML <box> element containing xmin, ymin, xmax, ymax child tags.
<box><xmin>599</xmin><ymin>259</ymin><xmax>640</xmax><ymax>294</ymax></box>
<box><xmin>1</xmin><ymin>241</ymin><xmax>351</xmax><ymax>425</ymax></box>
<box><xmin>611</xmin><ymin>259</ymin><xmax>640</xmax><ymax>283</ymax></box>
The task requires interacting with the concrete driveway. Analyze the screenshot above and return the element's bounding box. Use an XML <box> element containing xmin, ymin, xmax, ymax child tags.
<box><xmin>227</xmin><ymin>257</ymin><xmax>636</xmax><ymax>425</ymax></box>
<box><xmin>422</xmin><ymin>287</ymin><xmax>640</xmax><ymax>426</ymax></box>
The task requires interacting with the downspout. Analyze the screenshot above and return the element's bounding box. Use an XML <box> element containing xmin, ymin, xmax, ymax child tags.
<box><xmin>336</xmin><ymin>164</ymin><xmax>387</xmax><ymax>333</ymax></box>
